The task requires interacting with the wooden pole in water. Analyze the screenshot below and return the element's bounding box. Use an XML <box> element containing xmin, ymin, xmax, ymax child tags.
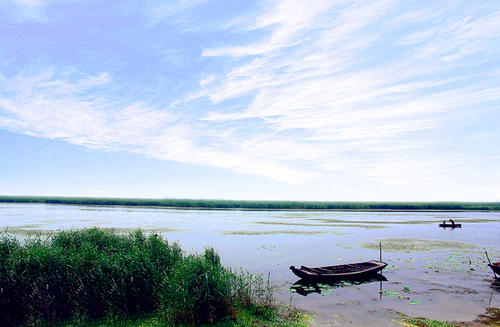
<box><xmin>485</xmin><ymin>250</ymin><xmax>497</xmax><ymax>278</ymax></box>
<box><xmin>379</xmin><ymin>242</ymin><xmax>382</xmax><ymax>262</ymax></box>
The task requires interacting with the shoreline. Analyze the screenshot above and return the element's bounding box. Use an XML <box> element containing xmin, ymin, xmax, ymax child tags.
<box><xmin>1</xmin><ymin>201</ymin><xmax>497</xmax><ymax>212</ymax></box>
<box><xmin>1</xmin><ymin>196</ymin><xmax>499</xmax><ymax>212</ymax></box>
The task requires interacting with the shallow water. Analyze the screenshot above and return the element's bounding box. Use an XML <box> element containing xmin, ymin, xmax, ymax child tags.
<box><xmin>1</xmin><ymin>203</ymin><xmax>499</xmax><ymax>326</ymax></box>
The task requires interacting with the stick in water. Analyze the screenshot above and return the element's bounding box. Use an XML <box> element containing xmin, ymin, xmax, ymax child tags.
<box><xmin>379</xmin><ymin>242</ymin><xmax>382</xmax><ymax>262</ymax></box>
<box><xmin>485</xmin><ymin>250</ymin><xmax>497</xmax><ymax>279</ymax></box>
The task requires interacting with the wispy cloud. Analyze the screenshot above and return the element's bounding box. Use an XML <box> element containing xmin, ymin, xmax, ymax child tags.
<box><xmin>1</xmin><ymin>0</ymin><xmax>499</xmax><ymax>199</ymax></box>
<box><xmin>2</xmin><ymin>0</ymin><xmax>52</xmax><ymax>22</ymax></box>
<box><xmin>0</xmin><ymin>70</ymin><xmax>312</xmax><ymax>183</ymax></box>
<box><xmin>195</xmin><ymin>0</ymin><xmax>500</xmax><ymax>193</ymax></box>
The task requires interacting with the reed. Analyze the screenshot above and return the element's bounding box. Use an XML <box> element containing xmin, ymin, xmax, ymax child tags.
<box><xmin>1</xmin><ymin>196</ymin><xmax>499</xmax><ymax>211</ymax></box>
<box><xmin>0</xmin><ymin>228</ymin><xmax>276</xmax><ymax>327</ymax></box>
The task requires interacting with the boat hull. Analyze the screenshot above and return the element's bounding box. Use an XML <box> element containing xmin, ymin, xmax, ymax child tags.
<box><xmin>290</xmin><ymin>260</ymin><xmax>387</xmax><ymax>281</ymax></box>
<box><xmin>439</xmin><ymin>224</ymin><xmax>461</xmax><ymax>228</ymax></box>
<box><xmin>489</xmin><ymin>262</ymin><xmax>500</xmax><ymax>276</ymax></box>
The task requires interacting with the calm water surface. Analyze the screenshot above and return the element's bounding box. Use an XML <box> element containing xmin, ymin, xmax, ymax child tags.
<box><xmin>1</xmin><ymin>203</ymin><xmax>499</xmax><ymax>326</ymax></box>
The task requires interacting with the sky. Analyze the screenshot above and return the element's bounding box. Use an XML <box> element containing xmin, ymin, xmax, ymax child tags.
<box><xmin>0</xmin><ymin>0</ymin><xmax>499</xmax><ymax>201</ymax></box>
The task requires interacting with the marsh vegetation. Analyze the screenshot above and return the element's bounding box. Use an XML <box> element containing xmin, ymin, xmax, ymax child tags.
<box><xmin>1</xmin><ymin>196</ymin><xmax>500</xmax><ymax>211</ymax></box>
<box><xmin>0</xmin><ymin>228</ymin><xmax>304</xmax><ymax>327</ymax></box>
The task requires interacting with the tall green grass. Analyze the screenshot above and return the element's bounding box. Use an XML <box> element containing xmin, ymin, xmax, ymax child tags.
<box><xmin>0</xmin><ymin>229</ymin><xmax>274</xmax><ymax>327</ymax></box>
<box><xmin>1</xmin><ymin>195</ymin><xmax>499</xmax><ymax>210</ymax></box>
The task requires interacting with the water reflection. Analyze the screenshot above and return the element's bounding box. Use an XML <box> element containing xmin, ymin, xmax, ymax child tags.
<box><xmin>2</xmin><ymin>203</ymin><xmax>499</xmax><ymax>323</ymax></box>
<box><xmin>290</xmin><ymin>273</ymin><xmax>387</xmax><ymax>296</ymax></box>
<box><xmin>491</xmin><ymin>279</ymin><xmax>500</xmax><ymax>292</ymax></box>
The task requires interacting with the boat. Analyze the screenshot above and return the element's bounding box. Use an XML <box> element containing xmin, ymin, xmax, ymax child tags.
<box><xmin>438</xmin><ymin>223</ymin><xmax>461</xmax><ymax>228</ymax></box>
<box><xmin>290</xmin><ymin>274</ymin><xmax>387</xmax><ymax>296</ymax></box>
<box><xmin>289</xmin><ymin>260</ymin><xmax>387</xmax><ymax>280</ymax></box>
<box><xmin>491</xmin><ymin>278</ymin><xmax>500</xmax><ymax>291</ymax></box>
<box><xmin>489</xmin><ymin>262</ymin><xmax>500</xmax><ymax>276</ymax></box>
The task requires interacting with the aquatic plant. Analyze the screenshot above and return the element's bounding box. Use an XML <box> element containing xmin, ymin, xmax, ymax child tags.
<box><xmin>0</xmin><ymin>228</ymin><xmax>279</xmax><ymax>327</ymax></box>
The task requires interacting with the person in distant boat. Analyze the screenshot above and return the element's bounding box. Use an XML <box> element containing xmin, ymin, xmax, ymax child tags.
<box><xmin>443</xmin><ymin>220</ymin><xmax>446</xmax><ymax>225</ymax></box>
<box><xmin>449</xmin><ymin>219</ymin><xmax>455</xmax><ymax>226</ymax></box>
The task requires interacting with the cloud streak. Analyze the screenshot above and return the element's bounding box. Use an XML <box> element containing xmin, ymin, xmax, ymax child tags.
<box><xmin>1</xmin><ymin>0</ymin><xmax>499</xmax><ymax>199</ymax></box>
<box><xmin>197</xmin><ymin>0</ymin><xmax>500</xmax><ymax>194</ymax></box>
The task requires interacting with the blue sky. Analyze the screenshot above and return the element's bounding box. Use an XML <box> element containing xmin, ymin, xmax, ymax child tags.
<box><xmin>0</xmin><ymin>0</ymin><xmax>499</xmax><ymax>201</ymax></box>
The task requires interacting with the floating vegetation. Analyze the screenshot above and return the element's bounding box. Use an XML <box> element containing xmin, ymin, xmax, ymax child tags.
<box><xmin>362</xmin><ymin>238</ymin><xmax>477</xmax><ymax>253</ymax></box>
<box><xmin>257</xmin><ymin>245</ymin><xmax>277</xmax><ymax>251</ymax></box>
<box><xmin>380</xmin><ymin>290</ymin><xmax>401</xmax><ymax>297</ymax></box>
<box><xmin>400</xmin><ymin>316</ymin><xmax>454</xmax><ymax>327</ymax></box>
<box><xmin>399</xmin><ymin>308</ymin><xmax>500</xmax><ymax>327</ymax></box>
<box><xmin>254</xmin><ymin>221</ymin><xmax>386</xmax><ymax>229</ymax></box>
<box><xmin>380</xmin><ymin>290</ymin><xmax>422</xmax><ymax>305</ymax></box>
<box><xmin>222</xmin><ymin>230</ymin><xmax>344</xmax><ymax>236</ymax></box>
<box><xmin>310</xmin><ymin>219</ymin><xmax>436</xmax><ymax>225</ymax></box>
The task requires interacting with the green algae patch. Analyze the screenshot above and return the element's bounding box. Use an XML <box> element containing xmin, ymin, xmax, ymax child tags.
<box><xmin>311</xmin><ymin>218</ymin><xmax>436</xmax><ymax>225</ymax></box>
<box><xmin>222</xmin><ymin>230</ymin><xmax>344</xmax><ymax>236</ymax></box>
<box><xmin>398</xmin><ymin>307</ymin><xmax>500</xmax><ymax>327</ymax></box>
<box><xmin>362</xmin><ymin>238</ymin><xmax>477</xmax><ymax>253</ymax></box>
<box><xmin>399</xmin><ymin>317</ymin><xmax>455</xmax><ymax>327</ymax></box>
<box><xmin>255</xmin><ymin>221</ymin><xmax>386</xmax><ymax>229</ymax></box>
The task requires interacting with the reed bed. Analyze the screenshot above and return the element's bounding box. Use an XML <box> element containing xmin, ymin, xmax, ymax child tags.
<box><xmin>1</xmin><ymin>196</ymin><xmax>499</xmax><ymax>211</ymax></box>
<box><xmin>0</xmin><ymin>228</ymin><xmax>274</xmax><ymax>327</ymax></box>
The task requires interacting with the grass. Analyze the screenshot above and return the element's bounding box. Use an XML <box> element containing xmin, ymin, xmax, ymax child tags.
<box><xmin>1</xmin><ymin>195</ymin><xmax>500</xmax><ymax>211</ymax></box>
<box><xmin>50</xmin><ymin>306</ymin><xmax>309</xmax><ymax>327</ymax></box>
<box><xmin>399</xmin><ymin>317</ymin><xmax>455</xmax><ymax>327</ymax></box>
<box><xmin>0</xmin><ymin>228</ymin><xmax>304</xmax><ymax>327</ymax></box>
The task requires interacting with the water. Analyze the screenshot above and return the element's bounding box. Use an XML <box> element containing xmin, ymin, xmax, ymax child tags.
<box><xmin>1</xmin><ymin>203</ymin><xmax>499</xmax><ymax>326</ymax></box>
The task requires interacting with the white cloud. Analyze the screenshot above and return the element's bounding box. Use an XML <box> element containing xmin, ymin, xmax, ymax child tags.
<box><xmin>196</xmin><ymin>0</ymin><xmax>500</xmax><ymax>194</ymax></box>
<box><xmin>1</xmin><ymin>0</ymin><xmax>500</xmax><ymax>199</ymax></box>
<box><xmin>14</xmin><ymin>0</ymin><xmax>45</xmax><ymax>8</ymax></box>
<box><xmin>4</xmin><ymin>0</ymin><xmax>52</xmax><ymax>21</ymax></box>
<box><xmin>0</xmin><ymin>70</ymin><xmax>315</xmax><ymax>183</ymax></box>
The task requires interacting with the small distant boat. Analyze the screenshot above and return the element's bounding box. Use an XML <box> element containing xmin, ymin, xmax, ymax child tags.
<box><xmin>439</xmin><ymin>223</ymin><xmax>461</xmax><ymax>228</ymax></box>
<box><xmin>489</xmin><ymin>262</ymin><xmax>500</xmax><ymax>276</ymax></box>
<box><xmin>290</xmin><ymin>260</ymin><xmax>387</xmax><ymax>280</ymax></box>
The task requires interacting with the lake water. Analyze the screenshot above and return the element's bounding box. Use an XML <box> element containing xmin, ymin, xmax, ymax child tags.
<box><xmin>1</xmin><ymin>203</ymin><xmax>499</xmax><ymax>326</ymax></box>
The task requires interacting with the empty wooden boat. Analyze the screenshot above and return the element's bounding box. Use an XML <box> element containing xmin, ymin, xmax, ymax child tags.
<box><xmin>290</xmin><ymin>260</ymin><xmax>387</xmax><ymax>280</ymax></box>
<box><xmin>489</xmin><ymin>262</ymin><xmax>500</xmax><ymax>276</ymax></box>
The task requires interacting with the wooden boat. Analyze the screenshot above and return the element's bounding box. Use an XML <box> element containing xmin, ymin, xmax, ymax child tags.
<box><xmin>489</xmin><ymin>262</ymin><xmax>500</xmax><ymax>276</ymax></box>
<box><xmin>290</xmin><ymin>260</ymin><xmax>387</xmax><ymax>280</ymax></box>
<box><xmin>439</xmin><ymin>223</ymin><xmax>461</xmax><ymax>228</ymax></box>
